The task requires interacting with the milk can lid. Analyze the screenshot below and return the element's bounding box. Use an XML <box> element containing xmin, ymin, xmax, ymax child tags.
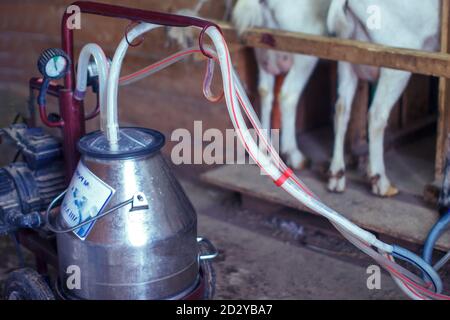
<box><xmin>78</xmin><ymin>127</ymin><xmax>165</xmax><ymax>160</ymax></box>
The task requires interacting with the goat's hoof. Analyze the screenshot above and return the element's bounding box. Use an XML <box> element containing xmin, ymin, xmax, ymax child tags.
<box><xmin>327</xmin><ymin>170</ymin><xmax>346</xmax><ymax>193</ymax></box>
<box><xmin>372</xmin><ymin>185</ymin><xmax>399</xmax><ymax>198</ymax></box>
<box><xmin>286</xmin><ymin>151</ymin><xmax>309</xmax><ymax>171</ymax></box>
<box><xmin>370</xmin><ymin>174</ymin><xmax>399</xmax><ymax>197</ymax></box>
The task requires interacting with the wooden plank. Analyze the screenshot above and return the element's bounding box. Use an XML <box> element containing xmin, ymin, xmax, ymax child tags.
<box><xmin>202</xmin><ymin>164</ymin><xmax>450</xmax><ymax>251</ymax></box>
<box><xmin>427</xmin><ymin>0</ymin><xmax>450</xmax><ymax>204</ymax></box>
<box><xmin>436</xmin><ymin>0</ymin><xmax>450</xmax><ymax>180</ymax></box>
<box><xmin>219</xmin><ymin>22</ymin><xmax>450</xmax><ymax>79</ymax></box>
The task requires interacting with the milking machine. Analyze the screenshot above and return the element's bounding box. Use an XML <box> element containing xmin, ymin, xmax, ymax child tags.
<box><xmin>0</xmin><ymin>1</ymin><xmax>449</xmax><ymax>300</ymax></box>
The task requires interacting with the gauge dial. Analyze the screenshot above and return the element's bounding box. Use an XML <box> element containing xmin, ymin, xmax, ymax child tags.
<box><xmin>45</xmin><ymin>56</ymin><xmax>68</xmax><ymax>79</ymax></box>
<box><xmin>38</xmin><ymin>48</ymin><xmax>71</xmax><ymax>80</ymax></box>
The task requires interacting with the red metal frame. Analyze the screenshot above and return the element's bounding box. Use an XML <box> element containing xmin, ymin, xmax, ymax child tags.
<box><xmin>29</xmin><ymin>78</ymin><xmax>63</xmax><ymax>97</ymax></box>
<box><xmin>30</xmin><ymin>1</ymin><xmax>220</xmax><ymax>178</ymax></box>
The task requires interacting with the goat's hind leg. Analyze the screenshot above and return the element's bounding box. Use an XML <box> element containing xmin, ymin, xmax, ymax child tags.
<box><xmin>279</xmin><ymin>55</ymin><xmax>319</xmax><ymax>170</ymax></box>
<box><xmin>368</xmin><ymin>68</ymin><xmax>411</xmax><ymax>197</ymax></box>
<box><xmin>257</xmin><ymin>64</ymin><xmax>276</xmax><ymax>131</ymax></box>
<box><xmin>328</xmin><ymin>62</ymin><xmax>358</xmax><ymax>193</ymax></box>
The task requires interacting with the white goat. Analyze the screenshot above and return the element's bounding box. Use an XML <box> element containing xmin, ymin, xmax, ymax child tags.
<box><xmin>167</xmin><ymin>0</ymin><xmax>234</xmax><ymax>48</ymax></box>
<box><xmin>232</xmin><ymin>0</ymin><xmax>332</xmax><ymax>169</ymax></box>
<box><xmin>327</xmin><ymin>0</ymin><xmax>440</xmax><ymax>197</ymax></box>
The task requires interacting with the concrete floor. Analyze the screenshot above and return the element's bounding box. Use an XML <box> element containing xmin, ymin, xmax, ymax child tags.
<box><xmin>199</xmin><ymin>215</ymin><xmax>404</xmax><ymax>299</ymax></box>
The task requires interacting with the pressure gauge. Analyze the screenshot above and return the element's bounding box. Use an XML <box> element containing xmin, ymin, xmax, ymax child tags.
<box><xmin>38</xmin><ymin>48</ymin><xmax>71</xmax><ymax>80</ymax></box>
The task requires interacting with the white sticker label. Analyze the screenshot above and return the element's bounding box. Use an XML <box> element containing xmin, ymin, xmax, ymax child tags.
<box><xmin>61</xmin><ymin>161</ymin><xmax>115</xmax><ymax>240</ymax></box>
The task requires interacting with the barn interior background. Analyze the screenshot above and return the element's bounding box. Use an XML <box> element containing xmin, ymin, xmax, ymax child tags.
<box><xmin>0</xmin><ymin>0</ymin><xmax>449</xmax><ymax>299</ymax></box>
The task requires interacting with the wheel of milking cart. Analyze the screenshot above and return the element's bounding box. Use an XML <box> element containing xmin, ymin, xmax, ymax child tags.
<box><xmin>3</xmin><ymin>268</ymin><xmax>55</xmax><ymax>300</ymax></box>
<box><xmin>198</xmin><ymin>241</ymin><xmax>216</xmax><ymax>300</ymax></box>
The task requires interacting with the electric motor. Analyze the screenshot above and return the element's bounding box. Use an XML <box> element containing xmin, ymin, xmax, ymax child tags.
<box><xmin>0</xmin><ymin>124</ymin><xmax>65</xmax><ymax>233</ymax></box>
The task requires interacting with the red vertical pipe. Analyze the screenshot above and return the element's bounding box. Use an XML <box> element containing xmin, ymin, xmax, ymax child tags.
<box><xmin>61</xmin><ymin>11</ymin><xmax>84</xmax><ymax>178</ymax></box>
<box><xmin>59</xmin><ymin>90</ymin><xmax>85</xmax><ymax>181</ymax></box>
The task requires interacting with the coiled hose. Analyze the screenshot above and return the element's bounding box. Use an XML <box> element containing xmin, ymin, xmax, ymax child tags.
<box><xmin>423</xmin><ymin>210</ymin><xmax>450</xmax><ymax>266</ymax></box>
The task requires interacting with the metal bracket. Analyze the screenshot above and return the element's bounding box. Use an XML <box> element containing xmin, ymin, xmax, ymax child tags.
<box><xmin>197</xmin><ymin>237</ymin><xmax>218</xmax><ymax>261</ymax></box>
<box><xmin>130</xmin><ymin>192</ymin><xmax>149</xmax><ymax>212</ymax></box>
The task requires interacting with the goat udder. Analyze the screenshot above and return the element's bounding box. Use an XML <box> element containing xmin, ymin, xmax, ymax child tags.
<box><xmin>277</xmin><ymin>53</ymin><xmax>294</xmax><ymax>73</ymax></box>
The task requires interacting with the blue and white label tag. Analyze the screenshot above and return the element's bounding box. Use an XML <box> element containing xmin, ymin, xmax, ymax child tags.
<box><xmin>61</xmin><ymin>161</ymin><xmax>115</xmax><ymax>240</ymax></box>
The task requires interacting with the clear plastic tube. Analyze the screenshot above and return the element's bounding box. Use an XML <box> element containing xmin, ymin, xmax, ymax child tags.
<box><xmin>120</xmin><ymin>47</ymin><xmax>200</xmax><ymax>86</ymax></box>
<box><xmin>107</xmin><ymin>23</ymin><xmax>161</xmax><ymax>145</ymax></box>
<box><xmin>119</xmin><ymin>46</ymin><xmax>223</xmax><ymax>102</ymax></box>
<box><xmin>202</xmin><ymin>58</ymin><xmax>224</xmax><ymax>103</ymax></box>
<box><xmin>75</xmin><ymin>44</ymin><xmax>109</xmax><ymax>132</ymax></box>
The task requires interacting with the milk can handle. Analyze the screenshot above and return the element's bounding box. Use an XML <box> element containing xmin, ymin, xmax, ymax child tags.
<box><xmin>197</xmin><ymin>237</ymin><xmax>218</xmax><ymax>261</ymax></box>
<box><xmin>45</xmin><ymin>189</ymin><xmax>145</xmax><ymax>234</ymax></box>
